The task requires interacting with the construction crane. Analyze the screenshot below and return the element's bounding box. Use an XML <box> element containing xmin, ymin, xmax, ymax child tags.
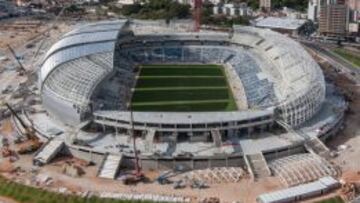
<box><xmin>122</xmin><ymin>109</ymin><xmax>145</xmax><ymax>185</ymax></box>
<box><xmin>193</xmin><ymin>0</ymin><xmax>202</xmax><ymax>32</ymax></box>
<box><xmin>4</xmin><ymin>103</ymin><xmax>42</xmax><ymax>154</ymax></box>
<box><xmin>7</xmin><ymin>44</ymin><xmax>26</xmax><ymax>75</ymax></box>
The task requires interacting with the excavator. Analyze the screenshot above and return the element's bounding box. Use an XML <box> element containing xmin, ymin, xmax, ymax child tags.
<box><xmin>4</xmin><ymin>103</ymin><xmax>42</xmax><ymax>154</ymax></box>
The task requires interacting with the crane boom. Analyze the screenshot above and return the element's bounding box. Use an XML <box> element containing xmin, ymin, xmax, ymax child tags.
<box><xmin>7</xmin><ymin>45</ymin><xmax>26</xmax><ymax>72</ymax></box>
<box><xmin>5</xmin><ymin>103</ymin><xmax>38</xmax><ymax>141</ymax></box>
<box><xmin>5</xmin><ymin>103</ymin><xmax>28</xmax><ymax>130</ymax></box>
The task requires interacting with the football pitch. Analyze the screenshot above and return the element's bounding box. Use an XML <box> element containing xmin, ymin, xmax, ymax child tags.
<box><xmin>131</xmin><ymin>64</ymin><xmax>237</xmax><ymax>112</ymax></box>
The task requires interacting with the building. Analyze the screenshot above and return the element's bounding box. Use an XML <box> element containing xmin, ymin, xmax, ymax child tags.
<box><xmin>213</xmin><ymin>3</ymin><xmax>253</xmax><ymax>17</ymax></box>
<box><xmin>117</xmin><ymin>0</ymin><xmax>137</xmax><ymax>5</ymax></box>
<box><xmin>308</xmin><ymin>0</ymin><xmax>319</xmax><ymax>21</ymax></box>
<box><xmin>176</xmin><ymin>0</ymin><xmax>222</xmax><ymax>7</ymax></box>
<box><xmin>259</xmin><ymin>0</ymin><xmax>271</xmax><ymax>11</ymax></box>
<box><xmin>254</xmin><ymin>17</ymin><xmax>308</xmax><ymax>35</ymax></box>
<box><xmin>348</xmin><ymin>0</ymin><xmax>360</xmax><ymax>10</ymax></box>
<box><xmin>255</xmin><ymin>17</ymin><xmax>306</xmax><ymax>35</ymax></box>
<box><xmin>0</xmin><ymin>0</ymin><xmax>16</xmax><ymax>19</ymax></box>
<box><xmin>35</xmin><ymin>20</ymin><xmax>345</xmax><ymax>173</ymax></box>
<box><xmin>319</xmin><ymin>3</ymin><xmax>349</xmax><ymax>36</ymax></box>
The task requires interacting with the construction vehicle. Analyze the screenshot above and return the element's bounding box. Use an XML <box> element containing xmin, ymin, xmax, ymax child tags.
<box><xmin>5</xmin><ymin>103</ymin><xmax>42</xmax><ymax>154</ymax></box>
<box><xmin>173</xmin><ymin>180</ymin><xmax>186</xmax><ymax>189</ymax></box>
<box><xmin>157</xmin><ymin>171</ymin><xmax>174</xmax><ymax>185</ymax></box>
<box><xmin>191</xmin><ymin>180</ymin><xmax>208</xmax><ymax>189</ymax></box>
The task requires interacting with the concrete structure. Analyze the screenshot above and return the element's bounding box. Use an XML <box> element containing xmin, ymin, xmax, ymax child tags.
<box><xmin>319</xmin><ymin>2</ymin><xmax>349</xmax><ymax>36</ymax></box>
<box><xmin>36</xmin><ymin>20</ymin><xmax>346</xmax><ymax>170</ymax></box>
<box><xmin>260</xmin><ymin>0</ymin><xmax>271</xmax><ymax>11</ymax></box>
<box><xmin>308</xmin><ymin>0</ymin><xmax>319</xmax><ymax>21</ymax></box>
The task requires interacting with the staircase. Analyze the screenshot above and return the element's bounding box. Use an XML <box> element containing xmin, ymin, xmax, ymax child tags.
<box><xmin>276</xmin><ymin>119</ymin><xmax>330</xmax><ymax>158</ymax></box>
<box><xmin>144</xmin><ymin>129</ymin><xmax>156</xmax><ymax>153</ymax></box>
<box><xmin>98</xmin><ymin>154</ymin><xmax>123</xmax><ymax>179</ymax></box>
<box><xmin>305</xmin><ymin>137</ymin><xmax>330</xmax><ymax>158</ymax></box>
<box><xmin>245</xmin><ymin>153</ymin><xmax>271</xmax><ymax>180</ymax></box>
<box><xmin>34</xmin><ymin>139</ymin><xmax>64</xmax><ymax>165</ymax></box>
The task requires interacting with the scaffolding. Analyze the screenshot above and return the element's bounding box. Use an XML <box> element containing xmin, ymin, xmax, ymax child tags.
<box><xmin>269</xmin><ymin>153</ymin><xmax>339</xmax><ymax>187</ymax></box>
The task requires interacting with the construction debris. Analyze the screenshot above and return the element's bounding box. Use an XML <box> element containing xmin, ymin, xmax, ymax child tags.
<box><xmin>341</xmin><ymin>182</ymin><xmax>358</xmax><ymax>201</ymax></box>
<box><xmin>200</xmin><ymin>197</ymin><xmax>220</xmax><ymax>203</ymax></box>
<box><xmin>35</xmin><ymin>174</ymin><xmax>53</xmax><ymax>186</ymax></box>
<box><xmin>62</xmin><ymin>162</ymin><xmax>85</xmax><ymax>177</ymax></box>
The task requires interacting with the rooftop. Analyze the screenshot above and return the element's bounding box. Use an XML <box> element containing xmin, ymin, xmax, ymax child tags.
<box><xmin>255</xmin><ymin>17</ymin><xmax>307</xmax><ymax>30</ymax></box>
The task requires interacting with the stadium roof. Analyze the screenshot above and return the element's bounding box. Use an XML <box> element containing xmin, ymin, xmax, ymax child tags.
<box><xmin>94</xmin><ymin>110</ymin><xmax>274</xmax><ymax>124</ymax></box>
<box><xmin>40</xmin><ymin>20</ymin><xmax>127</xmax><ymax>84</ymax></box>
<box><xmin>255</xmin><ymin>17</ymin><xmax>307</xmax><ymax>30</ymax></box>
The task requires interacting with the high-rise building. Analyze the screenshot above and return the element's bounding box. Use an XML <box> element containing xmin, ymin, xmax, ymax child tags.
<box><xmin>260</xmin><ymin>0</ymin><xmax>271</xmax><ymax>11</ymax></box>
<box><xmin>319</xmin><ymin>3</ymin><xmax>349</xmax><ymax>36</ymax></box>
<box><xmin>347</xmin><ymin>0</ymin><xmax>360</xmax><ymax>10</ymax></box>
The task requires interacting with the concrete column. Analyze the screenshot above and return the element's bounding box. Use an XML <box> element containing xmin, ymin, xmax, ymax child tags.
<box><xmin>102</xmin><ymin>123</ymin><xmax>106</xmax><ymax>133</ymax></box>
<box><xmin>247</xmin><ymin>127</ymin><xmax>253</xmax><ymax>137</ymax></box>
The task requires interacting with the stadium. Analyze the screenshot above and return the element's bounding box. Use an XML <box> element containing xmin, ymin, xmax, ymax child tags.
<box><xmin>32</xmin><ymin>19</ymin><xmax>346</xmax><ymax>182</ymax></box>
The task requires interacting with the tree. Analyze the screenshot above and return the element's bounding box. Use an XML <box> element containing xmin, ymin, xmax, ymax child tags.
<box><xmin>120</xmin><ymin>0</ymin><xmax>190</xmax><ymax>20</ymax></box>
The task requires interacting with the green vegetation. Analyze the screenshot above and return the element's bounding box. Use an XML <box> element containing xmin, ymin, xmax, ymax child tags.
<box><xmin>140</xmin><ymin>65</ymin><xmax>224</xmax><ymax>76</ymax></box>
<box><xmin>133</xmin><ymin>88</ymin><xmax>229</xmax><ymax>102</ymax></box>
<box><xmin>121</xmin><ymin>0</ymin><xmax>190</xmax><ymax>20</ymax></box>
<box><xmin>0</xmin><ymin>175</ymin><xmax>150</xmax><ymax>203</ymax></box>
<box><xmin>314</xmin><ymin>196</ymin><xmax>344</xmax><ymax>203</ymax></box>
<box><xmin>132</xmin><ymin>100</ymin><xmax>236</xmax><ymax>112</ymax></box>
<box><xmin>136</xmin><ymin>78</ymin><xmax>227</xmax><ymax>88</ymax></box>
<box><xmin>247</xmin><ymin>0</ymin><xmax>308</xmax><ymax>11</ymax></box>
<box><xmin>131</xmin><ymin>64</ymin><xmax>237</xmax><ymax>112</ymax></box>
<box><xmin>333</xmin><ymin>48</ymin><xmax>360</xmax><ymax>68</ymax></box>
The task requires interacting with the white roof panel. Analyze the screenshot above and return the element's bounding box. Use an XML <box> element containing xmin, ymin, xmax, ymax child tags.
<box><xmin>40</xmin><ymin>41</ymin><xmax>115</xmax><ymax>83</ymax></box>
<box><xmin>40</xmin><ymin>20</ymin><xmax>127</xmax><ymax>85</ymax></box>
<box><xmin>255</xmin><ymin>17</ymin><xmax>306</xmax><ymax>30</ymax></box>
<box><xmin>257</xmin><ymin>177</ymin><xmax>338</xmax><ymax>203</ymax></box>
<box><xmin>45</xmin><ymin>30</ymin><xmax>119</xmax><ymax>59</ymax></box>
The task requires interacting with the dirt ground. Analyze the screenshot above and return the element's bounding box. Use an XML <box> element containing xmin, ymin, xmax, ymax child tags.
<box><xmin>0</xmin><ymin>196</ymin><xmax>19</xmax><ymax>203</ymax></box>
<box><xmin>0</xmin><ymin>154</ymin><xmax>283</xmax><ymax>203</ymax></box>
<box><xmin>0</xmin><ymin>17</ymin><xmax>71</xmax><ymax>50</ymax></box>
<box><xmin>325</xmin><ymin>73</ymin><xmax>360</xmax><ymax>173</ymax></box>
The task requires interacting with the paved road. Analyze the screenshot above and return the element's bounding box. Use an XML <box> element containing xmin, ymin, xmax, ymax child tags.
<box><xmin>300</xmin><ymin>41</ymin><xmax>360</xmax><ymax>83</ymax></box>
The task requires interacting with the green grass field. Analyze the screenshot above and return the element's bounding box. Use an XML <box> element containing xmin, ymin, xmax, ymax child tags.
<box><xmin>333</xmin><ymin>48</ymin><xmax>360</xmax><ymax>68</ymax></box>
<box><xmin>0</xmin><ymin>175</ymin><xmax>153</xmax><ymax>203</ymax></box>
<box><xmin>131</xmin><ymin>64</ymin><xmax>237</xmax><ymax>112</ymax></box>
<box><xmin>314</xmin><ymin>196</ymin><xmax>344</xmax><ymax>203</ymax></box>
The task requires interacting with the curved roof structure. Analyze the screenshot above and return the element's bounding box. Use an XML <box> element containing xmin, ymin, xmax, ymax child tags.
<box><xmin>40</xmin><ymin>20</ymin><xmax>127</xmax><ymax>83</ymax></box>
<box><xmin>39</xmin><ymin>20</ymin><xmax>325</xmax><ymax>128</ymax></box>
